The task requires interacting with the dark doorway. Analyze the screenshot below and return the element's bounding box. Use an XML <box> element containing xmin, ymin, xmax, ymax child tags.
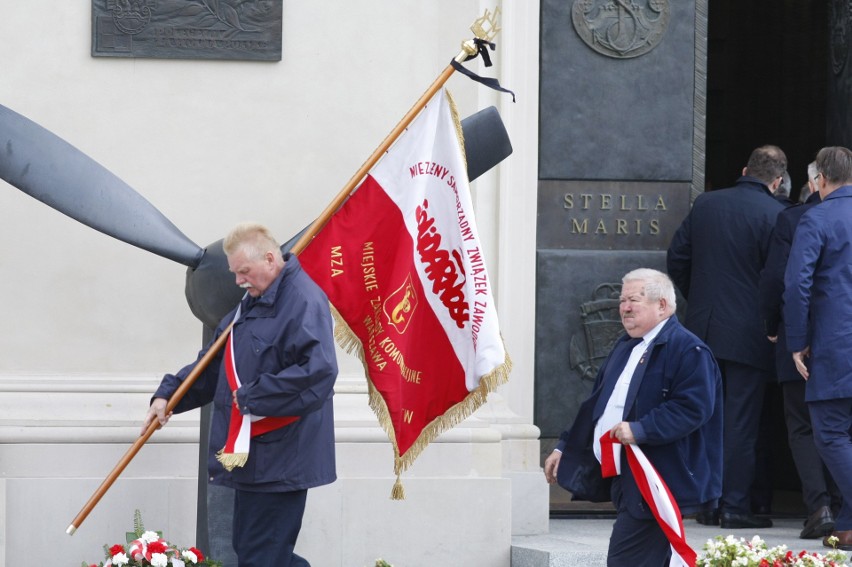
<box><xmin>706</xmin><ymin>1</ymin><xmax>828</xmax><ymax>198</ymax></box>
<box><xmin>705</xmin><ymin>0</ymin><xmax>828</xmax><ymax>515</ymax></box>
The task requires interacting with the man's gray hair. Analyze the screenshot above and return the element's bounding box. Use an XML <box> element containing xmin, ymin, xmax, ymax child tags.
<box><xmin>775</xmin><ymin>171</ymin><xmax>791</xmax><ymax>198</ymax></box>
<box><xmin>223</xmin><ymin>222</ymin><xmax>283</xmax><ymax>261</ymax></box>
<box><xmin>807</xmin><ymin>161</ymin><xmax>819</xmax><ymax>182</ymax></box>
<box><xmin>799</xmin><ymin>161</ymin><xmax>819</xmax><ymax>203</ymax></box>
<box><xmin>815</xmin><ymin>146</ymin><xmax>852</xmax><ymax>186</ymax></box>
<box><xmin>622</xmin><ymin>268</ymin><xmax>677</xmax><ymax>314</ymax></box>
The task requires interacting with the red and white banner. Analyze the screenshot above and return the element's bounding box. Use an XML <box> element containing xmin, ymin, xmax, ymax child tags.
<box><xmin>600</xmin><ymin>433</ymin><xmax>696</xmax><ymax>567</ymax></box>
<box><xmin>300</xmin><ymin>89</ymin><xmax>510</xmax><ymax>494</ymax></box>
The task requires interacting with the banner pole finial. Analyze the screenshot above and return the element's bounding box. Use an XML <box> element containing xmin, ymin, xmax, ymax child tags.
<box><xmin>458</xmin><ymin>7</ymin><xmax>502</xmax><ymax>62</ymax></box>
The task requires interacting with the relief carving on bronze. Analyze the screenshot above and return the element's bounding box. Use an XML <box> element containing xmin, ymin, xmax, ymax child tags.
<box><xmin>572</xmin><ymin>0</ymin><xmax>670</xmax><ymax>59</ymax></box>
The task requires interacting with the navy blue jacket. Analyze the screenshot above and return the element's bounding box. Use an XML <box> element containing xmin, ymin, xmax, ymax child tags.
<box><xmin>555</xmin><ymin>317</ymin><xmax>723</xmax><ymax>517</ymax></box>
<box><xmin>155</xmin><ymin>254</ymin><xmax>338</xmax><ymax>492</ymax></box>
<box><xmin>758</xmin><ymin>193</ymin><xmax>820</xmax><ymax>382</ymax></box>
<box><xmin>667</xmin><ymin>177</ymin><xmax>785</xmax><ymax>370</ymax></box>
<box><xmin>784</xmin><ymin>186</ymin><xmax>852</xmax><ymax>401</ymax></box>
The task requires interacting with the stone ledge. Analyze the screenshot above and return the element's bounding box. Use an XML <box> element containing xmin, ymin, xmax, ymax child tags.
<box><xmin>511</xmin><ymin>546</ymin><xmax>607</xmax><ymax>567</ymax></box>
<box><xmin>0</xmin><ymin>374</ymin><xmax>160</xmax><ymax>392</ymax></box>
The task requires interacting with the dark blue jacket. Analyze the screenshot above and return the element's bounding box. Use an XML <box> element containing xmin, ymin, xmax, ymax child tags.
<box><xmin>555</xmin><ymin>316</ymin><xmax>723</xmax><ymax>517</ymax></box>
<box><xmin>155</xmin><ymin>254</ymin><xmax>338</xmax><ymax>492</ymax></box>
<box><xmin>758</xmin><ymin>193</ymin><xmax>820</xmax><ymax>382</ymax></box>
<box><xmin>667</xmin><ymin>177</ymin><xmax>785</xmax><ymax>370</ymax></box>
<box><xmin>784</xmin><ymin>186</ymin><xmax>852</xmax><ymax>401</ymax></box>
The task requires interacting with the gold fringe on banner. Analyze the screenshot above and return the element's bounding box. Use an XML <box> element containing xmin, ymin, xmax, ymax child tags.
<box><xmin>328</xmin><ymin>305</ymin><xmax>513</xmax><ymax>500</ymax></box>
<box><xmin>446</xmin><ymin>90</ymin><xmax>468</xmax><ymax>173</ymax></box>
<box><xmin>216</xmin><ymin>450</ymin><xmax>249</xmax><ymax>472</ymax></box>
<box><xmin>391</xmin><ymin>474</ymin><xmax>406</xmax><ymax>500</ymax></box>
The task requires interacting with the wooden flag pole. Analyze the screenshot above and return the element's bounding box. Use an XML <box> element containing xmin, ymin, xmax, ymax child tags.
<box><xmin>290</xmin><ymin>7</ymin><xmax>501</xmax><ymax>255</ymax></box>
<box><xmin>289</xmin><ymin>57</ymin><xmax>464</xmax><ymax>255</ymax></box>
<box><xmin>66</xmin><ymin>322</ymin><xmax>234</xmax><ymax>535</ymax></box>
<box><xmin>66</xmin><ymin>7</ymin><xmax>501</xmax><ymax>535</ymax></box>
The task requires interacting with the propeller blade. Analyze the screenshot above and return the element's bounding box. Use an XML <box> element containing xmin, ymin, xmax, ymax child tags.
<box><xmin>460</xmin><ymin>106</ymin><xmax>513</xmax><ymax>182</ymax></box>
<box><xmin>0</xmin><ymin>104</ymin><xmax>204</xmax><ymax>267</ymax></box>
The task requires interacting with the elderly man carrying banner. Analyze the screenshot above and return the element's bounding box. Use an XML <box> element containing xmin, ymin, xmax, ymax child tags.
<box><xmin>544</xmin><ymin>268</ymin><xmax>723</xmax><ymax>567</ymax></box>
<box><xmin>143</xmin><ymin>223</ymin><xmax>338</xmax><ymax>567</ymax></box>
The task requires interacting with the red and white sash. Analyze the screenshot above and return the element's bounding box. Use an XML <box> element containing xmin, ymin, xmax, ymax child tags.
<box><xmin>216</xmin><ymin>303</ymin><xmax>298</xmax><ymax>471</ymax></box>
<box><xmin>600</xmin><ymin>433</ymin><xmax>697</xmax><ymax>567</ymax></box>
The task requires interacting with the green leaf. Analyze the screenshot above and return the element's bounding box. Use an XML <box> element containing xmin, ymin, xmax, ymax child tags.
<box><xmin>133</xmin><ymin>508</ymin><xmax>145</xmax><ymax>537</ymax></box>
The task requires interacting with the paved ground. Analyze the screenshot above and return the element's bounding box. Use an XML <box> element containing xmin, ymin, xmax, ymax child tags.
<box><xmin>511</xmin><ymin>515</ymin><xmax>850</xmax><ymax>566</ymax></box>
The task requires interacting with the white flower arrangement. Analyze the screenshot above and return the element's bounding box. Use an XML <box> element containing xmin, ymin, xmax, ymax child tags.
<box><xmin>82</xmin><ymin>511</ymin><xmax>220</xmax><ymax>567</ymax></box>
<box><xmin>697</xmin><ymin>534</ymin><xmax>848</xmax><ymax>567</ymax></box>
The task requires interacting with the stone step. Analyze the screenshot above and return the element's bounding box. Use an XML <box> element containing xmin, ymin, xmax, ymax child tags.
<box><xmin>511</xmin><ymin>516</ymin><xmax>847</xmax><ymax>567</ymax></box>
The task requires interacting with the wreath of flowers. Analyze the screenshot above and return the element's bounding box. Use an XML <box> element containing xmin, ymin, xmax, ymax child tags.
<box><xmin>82</xmin><ymin>511</ymin><xmax>221</xmax><ymax>567</ymax></box>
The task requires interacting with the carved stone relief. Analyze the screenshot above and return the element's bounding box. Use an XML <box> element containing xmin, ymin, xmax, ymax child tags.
<box><xmin>830</xmin><ymin>0</ymin><xmax>850</xmax><ymax>75</ymax></box>
<box><xmin>572</xmin><ymin>0</ymin><xmax>670</xmax><ymax>59</ymax></box>
<box><xmin>568</xmin><ymin>283</ymin><xmax>624</xmax><ymax>382</ymax></box>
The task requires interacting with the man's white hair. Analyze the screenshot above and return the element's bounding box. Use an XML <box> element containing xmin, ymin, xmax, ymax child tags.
<box><xmin>223</xmin><ymin>222</ymin><xmax>283</xmax><ymax>261</ymax></box>
<box><xmin>622</xmin><ymin>268</ymin><xmax>677</xmax><ymax>314</ymax></box>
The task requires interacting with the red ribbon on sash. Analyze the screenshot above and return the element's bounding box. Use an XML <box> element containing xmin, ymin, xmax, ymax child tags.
<box><xmin>216</xmin><ymin>322</ymin><xmax>298</xmax><ymax>471</ymax></box>
<box><xmin>600</xmin><ymin>433</ymin><xmax>697</xmax><ymax>567</ymax></box>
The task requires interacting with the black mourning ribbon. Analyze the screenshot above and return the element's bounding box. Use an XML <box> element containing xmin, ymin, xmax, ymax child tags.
<box><xmin>470</xmin><ymin>37</ymin><xmax>496</xmax><ymax>67</ymax></box>
<box><xmin>451</xmin><ymin>38</ymin><xmax>516</xmax><ymax>102</ymax></box>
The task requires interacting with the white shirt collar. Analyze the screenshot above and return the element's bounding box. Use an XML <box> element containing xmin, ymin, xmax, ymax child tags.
<box><xmin>638</xmin><ymin>316</ymin><xmax>670</xmax><ymax>347</ymax></box>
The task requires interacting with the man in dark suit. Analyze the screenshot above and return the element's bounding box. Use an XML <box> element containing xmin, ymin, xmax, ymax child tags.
<box><xmin>544</xmin><ymin>269</ymin><xmax>723</xmax><ymax>566</ymax></box>
<box><xmin>667</xmin><ymin>145</ymin><xmax>787</xmax><ymax>529</ymax></box>
<box><xmin>759</xmin><ymin>161</ymin><xmax>837</xmax><ymax>539</ymax></box>
<box><xmin>785</xmin><ymin>146</ymin><xmax>852</xmax><ymax>550</ymax></box>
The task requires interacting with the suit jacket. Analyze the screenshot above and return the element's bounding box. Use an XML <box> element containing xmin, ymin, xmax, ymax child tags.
<box><xmin>784</xmin><ymin>186</ymin><xmax>852</xmax><ymax>401</ymax></box>
<box><xmin>758</xmin><ymin>193</ymin><xmax>821</xmax><ymax>382</ymax></box>
<box><xmin>555</xmin><ymin>316</ymin><xmax>723</xmax><ymax>518</ymax></box>
<box><xmin>667</xmin><ymin>176</ymin><xmax>785</xmax><ymax>370</ymax></box>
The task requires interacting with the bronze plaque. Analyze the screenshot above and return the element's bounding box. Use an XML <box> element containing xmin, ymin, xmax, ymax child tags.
<box><xmin>572</xmin><ymin>0</ymin><xmax>670</xmax><ymax>59</ymax></box>
<box><xmin>92</xmin><ymin>1</ymin><xmax>282</xmax><ymax>61</ymax></box>
<box><xmin>537</xmin><ymin>180</ymin><xmax>690</xmax><ymax>251</ymax></box>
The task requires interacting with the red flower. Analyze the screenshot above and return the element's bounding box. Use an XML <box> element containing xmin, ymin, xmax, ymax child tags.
<box><xmin>109</xmin><ymin>544</ymin><xmax>126</xmax><ymax>556</ymax></box>
<box><xmin>189</xmin><ymin>547</ymin><xmax>206</xmax><ymax>562</ymax></box>
<box><xmin>148</xmin><ymin>540</ymin><xmax>168</xmax><ymax>555</ymax></box>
